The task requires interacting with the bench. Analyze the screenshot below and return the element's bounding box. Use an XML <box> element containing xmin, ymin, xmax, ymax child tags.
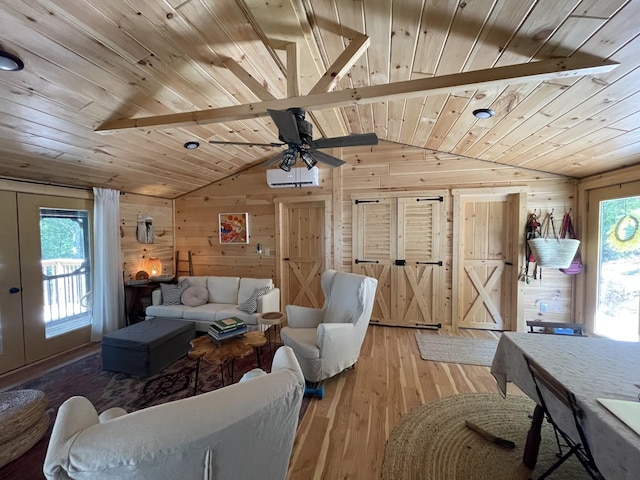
<box><xmin>526</xmin><ymin>320</ymin><xmax>586</xmax><ymax>336</ymax></box>
<box><xmin>102</xmin><ymin>318</ymin><xmax>195</xmax><ymax>377</ymax></box>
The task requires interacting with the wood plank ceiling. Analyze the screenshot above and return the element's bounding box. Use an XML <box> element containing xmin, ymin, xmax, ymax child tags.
<box><xmin>0</xmin><ymin>0</ymin><xmax>639</xmax><ymax>198</ymax></box>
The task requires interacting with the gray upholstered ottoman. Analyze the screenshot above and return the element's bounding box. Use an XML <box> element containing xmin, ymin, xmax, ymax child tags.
<box><xmin>102</xmin><ymin>318</ymin><xmax>195</xmax><ymax>377</ymax></box>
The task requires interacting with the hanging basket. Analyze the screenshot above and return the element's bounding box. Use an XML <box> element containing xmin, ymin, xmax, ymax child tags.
<box><xmin>527</xmin><ymin>237</ymin><xmax>580</xmax><ymax>268</ymax></box>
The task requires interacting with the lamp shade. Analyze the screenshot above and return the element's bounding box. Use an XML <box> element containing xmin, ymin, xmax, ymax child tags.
<box><xmin>144</xmin><ymin>257</ymin><xmax>162</xmax><ymax>276</ymax></box>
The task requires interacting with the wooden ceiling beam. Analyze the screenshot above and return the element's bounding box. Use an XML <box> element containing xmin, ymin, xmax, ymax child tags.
<box><xmin>308</xmin><ymin>34</ymin><xmax>371</xmax><ymax>95</ymax></box>
<box><xmin>286</xmin><ymin>42</ymin><xmax>300</xmax><ymax>97</ymax></box>
<box><xmin>222</xmin><ymin>58</ymin><xmax>276</xmax><ymax>101</ymax></box>
<box><xmin>96</xmin><ymin>57</ymin><xmax>618</xmax><ymax>134</ymax></box>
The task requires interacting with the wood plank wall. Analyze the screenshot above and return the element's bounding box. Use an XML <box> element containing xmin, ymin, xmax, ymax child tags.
<box><xmin>120</xmin><ymin>193</ymin><xmax>174</xmax><ymax>281</ymax></box>
<box><xmin>174</xmin><ymin>141</ymin><xmax>579</xmax><ymax>329</ymax></box>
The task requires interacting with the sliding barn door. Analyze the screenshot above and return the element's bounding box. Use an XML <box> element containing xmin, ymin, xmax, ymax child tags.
<box><xmin>453</xmin><ymin>189</ymin><xmax>524</xmax><ymax>331</ymax></box>
<box><xmin>353</xmin><ymin>193</ymin><xmax>446</xmax><ymax>327</ymax></box>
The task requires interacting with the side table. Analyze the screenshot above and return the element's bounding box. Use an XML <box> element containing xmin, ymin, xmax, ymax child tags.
<box><xmin>258</xmin><ymin>311</ymin><xmax>285</xmax><ymax>357</ymax></box>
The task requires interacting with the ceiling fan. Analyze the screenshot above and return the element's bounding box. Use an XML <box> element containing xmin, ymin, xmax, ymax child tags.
<box><xmin>208</xmin><ymin>107</ymin><xmax>378</xmax><ymax>171</ymax></box>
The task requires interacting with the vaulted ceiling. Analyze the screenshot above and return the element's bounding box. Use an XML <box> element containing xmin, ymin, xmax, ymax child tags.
<box><xmin>1</xmin><ymin>0</ymin><xmax>639</xmax><ymax>198</ymax></box>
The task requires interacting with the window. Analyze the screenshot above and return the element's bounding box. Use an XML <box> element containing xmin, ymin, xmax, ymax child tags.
<box><xmin>586</xmin><ymin>181</ymin><xmax>640</xmax><ymax>341</ymax></box>
<box><xmin>40</xmin><ymin>208</ymin><xmax>91</xmax><ymax>338</ymax></box>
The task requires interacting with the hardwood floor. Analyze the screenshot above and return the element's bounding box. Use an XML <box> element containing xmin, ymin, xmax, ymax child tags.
<box><xmin>287</xmin><ymin>325</ymin><xmax>517</xmax><ymax>480</ymax></box>
<box><xmin>2</xmin><ymin>326</ymin><xmax>517</xmax><ymax>480</ymax></box>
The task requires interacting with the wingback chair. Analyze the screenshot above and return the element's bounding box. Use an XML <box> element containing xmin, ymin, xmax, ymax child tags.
<box><xmin>43</xmin><ymin>346</ymin><xmax>305</xmax><ymax>480</ymax></box>
<box><xmin>280</xmin><ymin>270</ymin><xmax>378</xmax><ymax>383</ymax></box>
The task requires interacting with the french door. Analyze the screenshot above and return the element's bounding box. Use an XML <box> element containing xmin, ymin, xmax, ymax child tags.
<box><xmin>0</xmin><ymin>191</ymin><xmax>93</xmax><ymax>375</ymax></box>
<box><xmin>0</xmin><ymin>191</ymin><xmax>24</xmax><ymax>373</ymax></box>
<box><xmin>586</xmin><ymin>181</ymin><xmax>640</xmax><ymax>341</ymax></box>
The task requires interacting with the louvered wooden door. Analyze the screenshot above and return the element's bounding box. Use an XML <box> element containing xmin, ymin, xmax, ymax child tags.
<box><xmin>353</xmin><ymin>193</ymin><xmax>445</xmax><ymax>327</ymax></box>
<box><xmin>353</xmin><ymin>198</ymin><xmax>395</xmax><ymax>325</ymax></box>
<box><xmin>396</xmin><ymin>197</ymin><xmax>444</xmax><ymax>327</ymax></box>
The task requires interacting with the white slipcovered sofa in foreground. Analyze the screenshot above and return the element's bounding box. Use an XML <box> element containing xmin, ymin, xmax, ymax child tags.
<box><xmin>145</xmin><ymin>275</ymin><xmax>280</xmax><ymax>332</ymax></box>
<box><xmin>44</xmin><ymin>346</ymin><xmax>304</xmax><ymax>480</ymax></box>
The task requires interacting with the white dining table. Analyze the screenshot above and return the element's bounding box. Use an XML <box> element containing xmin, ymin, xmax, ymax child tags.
<box><xmin>491</xmin><ymin>332</ymin><xmax>640</xmax><ymax>480</ymax></box>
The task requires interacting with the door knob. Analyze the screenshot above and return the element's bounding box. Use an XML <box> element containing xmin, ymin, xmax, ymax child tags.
<box><xmin>9</xmin><ymin>287</ymin><xmax>20</xmax><ymax>294</ymax></box>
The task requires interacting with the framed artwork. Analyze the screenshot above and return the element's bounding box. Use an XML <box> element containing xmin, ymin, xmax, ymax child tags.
<box><xmin>219</xmin><ymin>212</ymin><xmax>249</xmax><ymax>244</ymax></box>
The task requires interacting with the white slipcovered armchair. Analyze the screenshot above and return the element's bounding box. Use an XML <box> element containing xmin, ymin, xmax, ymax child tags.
<box><xmin>43</xmin><ymin>346</ymin><xmax>304</xmax><ymax>480</ymax></box>
<box><xmin>280</xmin><ymin>270</ymin><xmax>378</xmax><ymax>383</ymax></box>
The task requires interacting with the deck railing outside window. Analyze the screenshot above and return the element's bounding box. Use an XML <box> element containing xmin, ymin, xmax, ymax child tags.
<box><xmin>42</xmin><ymin>258</ymin><xmax>90</xmax><ymax>324</ymax></box>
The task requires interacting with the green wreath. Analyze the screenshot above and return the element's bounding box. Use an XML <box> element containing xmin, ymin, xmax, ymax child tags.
<box><xmin>607</xmin><ymin>212</ymin><xmax>640</xmax><ymax>252</ymax></box>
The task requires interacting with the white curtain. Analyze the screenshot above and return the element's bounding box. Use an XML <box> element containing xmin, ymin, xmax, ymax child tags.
<box><xmin>91</xmin><ymin>188</ymin><xmax>124</xmax><ymax>341</ymax></box>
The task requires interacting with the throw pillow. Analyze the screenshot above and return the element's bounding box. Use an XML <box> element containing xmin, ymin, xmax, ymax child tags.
<box><xmin>237</xmin><ymin>286</ymin><xmax>270</xmax><ymax>313</ymax></box>
<box><xmin>160</xmin><ymin>279</ymin><xmax>189</xmax><ymax>306</ymax></box>
<box><xmin>181</xmin><ymin>285</ymin><xmax>208</xmax><ymax>307</ymax></box>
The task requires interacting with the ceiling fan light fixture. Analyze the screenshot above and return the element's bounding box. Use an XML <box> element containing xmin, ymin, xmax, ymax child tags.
<box><xmin>300</xmin><ymin>151</ymin><xmax>317</xmax><ymax>170</ymax></box>
<box><xmin>183</xmin><ymin>141</ymin><xmax>199</xmax><ymax>150</ymax></box>
<box><xmin>473</xmin><ymin>108</ymin><xmax>495</xmax><ymax>119</ymax></box>
<box><xmin>0</xmin><ymin>50</ymin><xmax>24</xmax><ymax>71</ymax></box>
<box><xmin>279</xmin><ymin>147</ymin><xmax>297</xmax><ymax>172</ymax></box>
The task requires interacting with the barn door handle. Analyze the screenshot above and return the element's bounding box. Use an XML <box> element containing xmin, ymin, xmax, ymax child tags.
<box><xmin>394</xmin><ymin>259</ymin><xmax>406</xmax><ymax>266</ymax></box>
<box><xmin>416</xmin><ymin>261</ymin><xmax>443</xmax><ymax>266</ymax></box>
<box><xmin>283</xmin><ymin>258</ymin><xmax>290</xmax><ymax>261</ymax></box>
<box><xmin>9</xmin><ymin>287</ymin><xmax>20</xmax><ymax>294</ymax></box>
<box><xmin>355</xmin><ymin>259</ymin><xmax>379</xmax><ymax>264</ymax></box>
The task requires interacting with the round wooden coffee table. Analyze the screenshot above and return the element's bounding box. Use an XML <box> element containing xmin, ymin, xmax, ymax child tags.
<box><xmin>189</xmin><ymin>335</ymin><xmax>252</xmax><ymax>394</ymax></box>
<box><xmin>241</xmin><ymin>331</ymin><xmax>268</xmax><ymax>368</ymax></box>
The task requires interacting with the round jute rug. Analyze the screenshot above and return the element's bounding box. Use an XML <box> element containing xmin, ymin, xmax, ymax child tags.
<box><xmin>382</xmin><ymin>393</ymin><xmax>589</xmax><ymax>480</ymax></box>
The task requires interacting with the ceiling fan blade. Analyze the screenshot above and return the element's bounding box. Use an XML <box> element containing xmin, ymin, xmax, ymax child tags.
<box><xmin>309</xmin><ymin>132</ymin><xmax>378</xmax><ymax>150</ymax></box>
<box><xmin>308</xmin><ymin>149</ymin><xmax>346</xmax><ymax>168</ymax></box>
<box><xmin>268</xmin><ymin>109</ymin><xmax>301</xmax><ymax>144</ymax></box>
<box><xmin>260</xmin><ymin>151</ymin><xmax>284</xmax><ymax>167</ymax></box>
<box><xmin>208</xmin><ymin>140</ymin><xmax>284</xmax><ymax>147</ymax></box>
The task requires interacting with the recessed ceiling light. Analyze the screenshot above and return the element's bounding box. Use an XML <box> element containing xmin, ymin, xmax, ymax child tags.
<box><xmin>473</xmin><ymin>108</ymin><xmax>495</xmax><ymax>119</ymax></box>
<box><xmin>0</xmin><ymin>50</ymin><xmax>24</xmax><ymax>71</ymax></box>
<box><xmin>183</xmin><ymin>141</ymin><xmax>200</xmax><ymax>150</ymax></box>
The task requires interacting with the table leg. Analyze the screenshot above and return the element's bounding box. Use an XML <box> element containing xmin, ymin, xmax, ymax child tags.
<box><xmin>255</xmin><ymin>347</ymin><xmax>262</xmax><ymax>368</ymax></box>
<box><xmin>523</xmin><ymin>404</ymin><xmax>544</xmax><ymax>469</ymax></box>
<box><xmin>193</xmin><ymin>357</ymin><xmax>201</xmax><ymax>396</ymax></box>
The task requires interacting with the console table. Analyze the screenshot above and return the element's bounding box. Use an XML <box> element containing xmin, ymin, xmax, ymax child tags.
<box><xmin>124</xmin><ymin>283</ymin><xmax>160</xmax><ymax>325</ymax></box>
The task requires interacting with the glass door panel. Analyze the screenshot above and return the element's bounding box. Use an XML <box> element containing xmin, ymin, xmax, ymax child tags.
<box><xmin>40</xmin><ymin>208</ymin><xmax>92</xmax><ymax>338</ymax></box>
<box><xmin>587</xmin><ymin>182</ymin><xmax>640</xmax><ymax>341</ymax></box>
<box><xmin>18</xmin><ymin>194</ymin><xmax>92</xmax><ymax>363</ymax></box>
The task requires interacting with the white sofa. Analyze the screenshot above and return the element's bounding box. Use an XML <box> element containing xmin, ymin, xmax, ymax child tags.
<box><xmin>43</xmin><ymin>346</ymin><xmax>305</xmax><ymax>480</ymax></box>
<box><xmin>145</xmin><ymin>276</ymin><xmax>280</xmax><ymax>332</ymax></box>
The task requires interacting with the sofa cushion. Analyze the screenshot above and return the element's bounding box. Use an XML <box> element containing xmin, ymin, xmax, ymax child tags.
<box><xmin>238</xmin><ymin>286</ymin><xmax>271</xmax><ymax>313</ymax></box>
<box><xmin>183</xmin><ymin>303</ymin><xmax>237</xmax><ymax>321</ymax></box>
<box><xmin>180</xmin><ymin>276</ymin><xmax>208</xmax><ymax>290</ymax></box>
<box><xmin>181</xmin><ymin>286</ymin><xmax>208</xmax><ymax>307</ymax></box>
<box><xmin>145</xmin><ymin>304</ymin><xmax>191</xmax><ymax>319</ymax></box>
<box><xmin>207</xmin><ymin>277</ymin><xmax>240</xmax><ymax>304</ymax></box>
<box><xmin>238</xmin><ymin>278</ymin><xmax>273</xmax><ymax>305</ymax></box>
<box><xmin>160</xmin><ymin>280</ymin><xmax>189</xmax><ymax>305</ymax></box>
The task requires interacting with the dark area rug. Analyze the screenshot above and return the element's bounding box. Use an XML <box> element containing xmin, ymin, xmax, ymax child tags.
<box><xmin>0</xmin><ymin>341</ymin><xmax>309</xmax><ymax>480</ymax></box>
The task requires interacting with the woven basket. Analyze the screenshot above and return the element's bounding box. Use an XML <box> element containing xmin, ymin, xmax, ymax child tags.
<box><xmin>528</xmin><ymin>237</ymin><xmax>580</xmax><ymax>268</ymax></box>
